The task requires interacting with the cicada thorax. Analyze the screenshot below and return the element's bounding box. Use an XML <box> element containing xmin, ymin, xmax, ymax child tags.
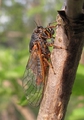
<box><xmin>29</xmin><ymin>25</ymin><xmax>55</xmax><ymax>52</ymax></box>
<box><xmin>29</xmin><ymin>26</ymin><xmax>44</xmax><ymax>52</ymax></box>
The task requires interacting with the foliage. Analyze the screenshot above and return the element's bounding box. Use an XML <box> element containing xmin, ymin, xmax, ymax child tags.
<box><xmin>73</xmin><ymin>64</ymin><xmax>84</xmax><ymax>95</ymax></box>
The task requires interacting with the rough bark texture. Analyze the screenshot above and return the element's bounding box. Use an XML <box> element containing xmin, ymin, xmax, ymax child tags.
<box><xmin>37</xmin><ymin>1</ymin><xmax>84</xmax><ymax>120</ymax></box>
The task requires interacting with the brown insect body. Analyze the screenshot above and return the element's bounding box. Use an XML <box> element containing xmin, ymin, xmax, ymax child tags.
<box><xmin>22</xmin><ymin>24</ymin><xmax>55</xmax><ymax>106</ymax></box>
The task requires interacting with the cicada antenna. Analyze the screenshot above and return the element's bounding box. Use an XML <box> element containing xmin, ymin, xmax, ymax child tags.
<box><xmin>34</xmin><ymin>19</ymin><xmax>42</xmax><ymax>27</ymax></box>
<box><xmin>34</xmin><ymin>20</ymin><xmax>39</xmax><ymax>27</ymax></box>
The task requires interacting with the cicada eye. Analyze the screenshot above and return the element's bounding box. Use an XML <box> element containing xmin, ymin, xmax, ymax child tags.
<box><xmin>48</xmin><ymin>28</ymin><xmax>54</xmax><ymax>35</ymax></box>
<box><xmin>51</xmin><ymin>29</ymin><xmax>54</xmax><ymax>35</ymax></box>
<box><xmin>36</xmin><ymin>26</ymin><xmax>43</xmax><ymax>33</ymax></box>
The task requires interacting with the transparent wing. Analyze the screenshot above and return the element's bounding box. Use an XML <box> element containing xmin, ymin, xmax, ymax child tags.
<box><xmin>22</xmin><ymin>49</ymin><xmax>44</xmax><ymax>106</ymax></box>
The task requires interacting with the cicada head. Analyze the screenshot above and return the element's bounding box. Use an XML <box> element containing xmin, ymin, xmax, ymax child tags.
<box><xmin>47</xmin><ymin>27</ymin><xmax>55</xmax><ymax>35</ymax></box>
<box><xmin>35</xmin><ymin>26</ymin><xmax>43</xmax><ymax>33</ymax></box>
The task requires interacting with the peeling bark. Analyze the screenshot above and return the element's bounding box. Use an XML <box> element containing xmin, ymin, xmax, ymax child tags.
<box><xmin>37</xmin><ymin>1</ymin><xmax>84</xmax><ymax>120</ymax></box>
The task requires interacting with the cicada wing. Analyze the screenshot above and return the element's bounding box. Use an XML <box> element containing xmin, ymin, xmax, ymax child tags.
<box><xmin>22</xmin><ymin>49</ymin><xmax>44</xmax><ymax>106</ymax></box>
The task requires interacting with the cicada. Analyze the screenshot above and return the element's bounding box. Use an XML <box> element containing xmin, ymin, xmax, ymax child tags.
<box><xmin>22</xmin><ymin>22</ymin><xmax>56</xmax><ymax>106</ymax></box>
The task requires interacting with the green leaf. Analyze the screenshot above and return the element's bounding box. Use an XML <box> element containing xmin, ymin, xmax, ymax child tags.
<box><xmin>72</xmin><ymin>64</ymin><xmax>84</xmax><ymax>95</ymax></box>
<box><xmin>68</xmin><ymin>107</ymin><xmax>84</xmax><ymax>120</ymax></box>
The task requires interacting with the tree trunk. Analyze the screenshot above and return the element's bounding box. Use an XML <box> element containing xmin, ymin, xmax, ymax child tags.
<box><xmin>37</xmin><ymin>1</ymin><xmax>84</xmax><ymax>120</ymax></box>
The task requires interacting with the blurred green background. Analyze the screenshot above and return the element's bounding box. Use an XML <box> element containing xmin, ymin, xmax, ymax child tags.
<box><xmin>0</xmin><ymin>0</ymin><xmax>84</xmax><ymax>120</ymax></box>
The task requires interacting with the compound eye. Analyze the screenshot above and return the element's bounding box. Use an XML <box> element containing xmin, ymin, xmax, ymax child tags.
<box><xmin>48</xmin><ymin>28</ymin><xmax>54</xmax><ymax>35</ymax></box>
<box><xmin>37</xmin><ymin>26</ymin><xmax>43</xmax><ymax>32</ymax></box>
<box><xmin>51</xmin><ymin>29</ymin><xmax>54</xmax><ymax>35</ymax></box>
<box><xmin>37</xmin><ymin>26</ymin><xmax>43</xmax><ymax>29</ymax></box>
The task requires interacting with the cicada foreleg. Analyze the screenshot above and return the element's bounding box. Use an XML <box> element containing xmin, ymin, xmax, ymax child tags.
<box><xmin>46</xmin><ymin>41</ymin><xmax>66</xmax><ymax>50</ymax></box>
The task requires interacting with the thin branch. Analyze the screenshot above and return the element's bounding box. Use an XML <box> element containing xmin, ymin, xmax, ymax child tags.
<box><xmin>37</xmin><ymin>1</ymin><xmax>84</xmax><ymax>120</ymax></box>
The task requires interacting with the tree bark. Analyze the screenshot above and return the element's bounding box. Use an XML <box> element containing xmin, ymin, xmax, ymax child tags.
<box><xmin>37</xmin><ymin>1</ymin><xmax>84</xmax><ymax>120</ymax></box>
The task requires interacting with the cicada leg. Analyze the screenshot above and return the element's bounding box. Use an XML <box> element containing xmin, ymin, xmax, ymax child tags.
<box><xmin>43</xmin><ymin>57</ymin><xmax>56</xmax><ymax>75</ymax></box>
